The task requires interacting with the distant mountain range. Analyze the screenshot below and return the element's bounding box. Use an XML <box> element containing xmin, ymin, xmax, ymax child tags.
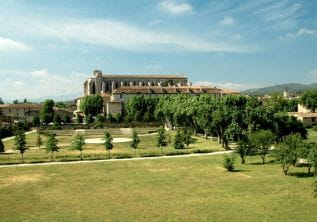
<box><xmin>242</xmin><ymin>82</ymin><xmax>317</xmax><ymax>96</ymax></box>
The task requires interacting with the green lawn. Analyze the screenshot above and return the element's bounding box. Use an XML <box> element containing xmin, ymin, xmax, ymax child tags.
<box><xmin>1</xmin><ymin>128</ymin><xmax>223</xmax><ymax>164</ymax></box>
<box><xmin>0</xmin><ymin>155</ymin><xmax>316</xmax><ymax>221</ymax></box>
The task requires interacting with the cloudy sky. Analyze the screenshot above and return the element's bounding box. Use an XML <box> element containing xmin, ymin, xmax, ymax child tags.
<box><xmin>0</xmin><ymin>0</ymin><xmax>317</xmax><ymax>101</ymax></box>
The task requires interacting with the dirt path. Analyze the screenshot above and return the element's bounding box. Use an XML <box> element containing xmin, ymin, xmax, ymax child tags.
<box><xmin>2</xmin><ymin>130</ymin><xmax>36</xmax><ymax>142</ymax></box>
<box><xmin>0</xmin><ymin>150</ymin><xmax>233</xmax><ymax>168</ymax></box>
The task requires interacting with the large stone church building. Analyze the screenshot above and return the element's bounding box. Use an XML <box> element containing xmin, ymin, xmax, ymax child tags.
<box><xmin>77</xmin><ymin>70</ymin><xmax>238</xmax><ymax>116</ymax></box>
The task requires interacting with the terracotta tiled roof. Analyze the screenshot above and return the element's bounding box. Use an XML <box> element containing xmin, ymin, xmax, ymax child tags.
<box><xmin>112</xmin><ymin>86</ymin><xmax>224</xmax><ymax>94</ymax></box>
<box><xmin>100</xmin><ymin>74</ymin><xmax>187</xmax><ymax>79</ymax></box>
<box><xmin>0</xmin><ymin>104</ymin><xmax>41</xmax><ymax>109</ymax></box>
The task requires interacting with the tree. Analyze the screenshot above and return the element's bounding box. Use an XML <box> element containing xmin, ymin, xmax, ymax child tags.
<box><xmin>77</xmin><ymin>114</ymin><xmax>83</xmax><ymax>124</ymax></box>
<box><xmin>235</xmin><ymin>140</ymin><xmax>253</xmax><ymax>164</ymax></box>
<box><xmin>0</xmin><ymin>97</ymin><xmax>4</xmax><ymax>104</ymax></box>
<box><xmin>71</xmin><ymin>134</ymin><xmax>85</xmax><ymax>160</ymax></box>
<box><xmin>182</xmin><ymin>128</ymin><xmax>196</xmax><ymax>148</ymax></box>
<box><xmin>104</xmin><ymin>131</ymin><xmax>113</xmax><ymax>158</ymax></box>
<box><xmin>308</xmin><ymin>144</ymin><xmax>317</xmax><ymax>174</ymax></box>
<box><xmin>274</xmin><ymin>134</ymin><xmax>302</xmax><ymax>175</ymax></box>
<box><xmin>64</xmin><ymin>115</ymin><xmax>72</xmax><ymax>124</ymax></box>
<box><xmin>54</xmin><ymin>115</ymin><xmax>62</xmax><ymax>125</ymax></box>
<box><xmin>300</xmin><ymin>89</ymin><xmax>317</xmax><ymax>112</ymax></box>
<box><xmin>46</xmin><ymin>134</ymin><xmax>59</xmax><ymax>161</ymax></box>
<box><xmin>249</xmin><ymin>130</ymin><xmax>275</xmax><ymax>164</ymax></box>
<box><xmin>85</xmin><ymin>114</ymin><xmax>94</xmax><ymax>124</ymax></box>
<box><xmin>0</xmin><ymin>138</ymin><xmax>5</xmax><ymax>153</ymax></box>
<box><xmin>173</xmin><ymin>130</ymin><xmax>184</xmax><ymax>149</ymax></box>
<box><xmin>80</xmin><ymin>94</ymin><xmax>103</xmax><ymax>117</ymax></box>
<box><xmin>13</xmin><ymin>130</ymin><xmax>28</xmax><ymax>163</ymax></box>
<box><xmin>36</xmin><ymin>133</ymin><xmax>42</xmax><ymax>149</ymax></box>
<box><xmin>13</xmin><ymin>100</ymin><xmax>18</xmax><ymax>104</ymax></box>
<box><xmin>23</xmin><ymin>98</ymin><xmax>27</xmax><ymax>103</ymax></box>
<box><xmin>130</xmin><ymin>129</ymin><xmax>140</xmax><ymax>156</ymax></box>
<box><xmin>40</xmin><ymin>99</ymin><xmax>55</xmax><ymax>124</ymax></box>
<box><xmin>32</xmin><ymin>115</ymin><xmax>41</xmax><ymax>127</ymax></box>
<box><xmin>156</xmin><ymin>126</ymin><xmax>167</xmax><ymax>154</ymax></box>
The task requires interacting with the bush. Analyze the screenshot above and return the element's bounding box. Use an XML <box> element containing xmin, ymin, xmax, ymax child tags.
<box><xmin>313</xmin><ymin>125</ymin><xmax>317</xmax><ymax>132</ymax></box>
<box><xmin>223</xmin><ymin>154</ymin><xmax>235</xmax><ymax>172</ymax></box>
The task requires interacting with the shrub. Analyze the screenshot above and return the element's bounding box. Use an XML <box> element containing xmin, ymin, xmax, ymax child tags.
<box><xmin>313</xmin><ymin>125</ymin><xmax>317</xmax><ymax>132</ymax></box>
<box><xmin>223</xmin><ymin>154</ymin><xmax>235</xmax><ymax>172</ymax></box>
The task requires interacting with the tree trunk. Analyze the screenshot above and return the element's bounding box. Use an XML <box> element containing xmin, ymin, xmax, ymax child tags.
<box><xmin>108</xmin><ymin>150</ymin><xmax>111</xmax><ymax>159</ymax></box>
<box><xmin>241</xmin><ymin>155</ymin><xmax>245</xmax><ymax>164</ymax></box>
<box><xmin>204</xmin><ymin>131</ymin><xmax>207</xmax><ymax>139</ymax></box>
<box><xmin>160</xmin><ymin>145</ymin><xmax>162</xmax><ymax>155</ymax></box>
<box><xmin>261</xmin><ymin>155</ymin><xmax>265</xmax><ymax>164</ymax></box>
<box><xmin>308</xmin><ymin>166</ymin><xmax>311</xmax><ymax>174</ymax></box>
<box><xmin>283</xmin><ymin>164</ymin><xmax>289</xmax><ymax>175</ymax></box>
<box><xmin>80</xmin><ymin>150</ymin><xmax>83</xmax><ymax>160</ymax></box>
<box><xmin>51</xmin><ymin>152</ymin><xmax>54</xmax><ymax>161</ymax></box>
<box><xmin>21</xmin><ymin>153</ymin><xmax>24</xmax><ymax>163</ymax></box>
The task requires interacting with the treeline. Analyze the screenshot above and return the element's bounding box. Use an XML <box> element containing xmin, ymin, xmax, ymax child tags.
<box><xmin>124</xmin><ymin>94</ymin><xmax>306</xmax><ymax>149</ymax></box>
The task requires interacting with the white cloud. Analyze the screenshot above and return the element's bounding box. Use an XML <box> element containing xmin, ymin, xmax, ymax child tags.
<box><xmin>220</xmin><ymin>16</ymin><xmax>235</xmax><ymax>26</ymax></box>
<box><xmin>0</xmin><ymin>36</ymin><xmax>29</xmax><ymax>52</ymax></box>
<box><xmin>284</xmin><ymin>28</ymin><xmax>317</xmax><ymax>39</ymax></box>
<box><xmin>194</xmin><ymin>81</ymin><xmax>263</xmax><ymax>91</ymax></box>
<box><xmin>34</xmin><ymin>19</ymin><xmax>249</xmax><ymax>52</ymax></box>
<box><xmin>159</xmin><ymin>0</ymin><xmax>193</xmax><ymax>15</ymax></box>
<box><xmin>0</xmin><ymin>69</ymin><xmax>87</xmax><ymax>100</ymax></box>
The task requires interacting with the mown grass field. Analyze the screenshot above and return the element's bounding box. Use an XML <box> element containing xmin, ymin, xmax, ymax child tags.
<box><xmin>0</xmin><ymin>154</ymin><xmax>316</xmax><ymax>221</ymax></box>
<box><xmin>1</xmin><ymin>127</ymin><xmax>223</xmax><ymax>164</ymax></box>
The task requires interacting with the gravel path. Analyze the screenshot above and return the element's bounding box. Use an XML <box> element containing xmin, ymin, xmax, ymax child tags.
<box><xmin>0</xmin><ymin>150</ymin><xmax>233</xmax><ymax>168</ymax></box>
<box><xmin>85</xmin><ymin>138</ymin><xmax>132</xmax><ymax>144</ymax></box>
<box><xmin>2</xmin><ymin>130</ymin><xmax>36</xmax><ymax>142</ymax></box>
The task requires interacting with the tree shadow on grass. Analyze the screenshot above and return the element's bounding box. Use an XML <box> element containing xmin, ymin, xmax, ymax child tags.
<box><xmin>247</xmin><ymin>159</ymin><xmax>276</xmax><ymax>165</ymax></box>
<box><xmin>288</xmin><ymin>172</ymin><xmax>315</xmax><ymax>178</ymax></box>
<box><xmin>229</xmin><ymin>169</ymin><xmax>251</xmax><ymax>173</ymax></box>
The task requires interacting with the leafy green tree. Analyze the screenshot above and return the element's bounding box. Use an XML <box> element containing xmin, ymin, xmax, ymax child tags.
<box><xmin>13</xmin><ymin>99</ymin><xmax>18</xmax><ymax>104</ymax></box>
<box><xmin>182</xmin><ymin>128</ymin><xmax>196</xmax><ymax>148</ymax></box>
<box><xmin>40</xmin><ymin>99</ymin><xmax>55</xmax><ymax>124</ymax></box>
<box><xmin>80</xmin><ymin>94</ymin><xmax>103</xmax><ymax>117</ymax></box>
<box><xmin>0</xmin><ymin>97</ymin><xmax>4</xmax><ymax>104</ymax></box>
<box><xmin>300</xmin><ymin>89</ymin><xmax>317</xmax><ymax>112</ymax></box>
<box><xmin>156</xmin><ymin>127</ymin><xmax>167</xmax><ymax>154</ymax></box>
<box><xmin>55</xmin><ymin>102</ymin><xmax>67</xmax><ymax>108</ymax></box>
<box><xmin>46</xmin><ymin>134</ymin><xmax>59</xmax><ymax>160</ymax></box>
<box><xmin>274</xmin><ymin>134</ymin><xmax>302</xmax><ymax>175</ymax></box>
<box><xmin>76</xmin><ymin>114</ymin><xmax>83</xmax><ymax>124</ymax></box>
<box><xmin>0</xmin><ymin>138</ymin><xmax>5</xmax><ymax>153</ymax></box>
<box><xmin>249</xmin><ymin>130</ymin><xmax>275</xmax><ymax>164</ymax></box>
<box><xmin>96</xmin><ymin>114</ymin><xmax>106</xmax><ymax>124</ymax></box>
<box><xmin>14</xmin><ymin>130</ymin><xmax>28</xmax><ymax>163</ymax></box>
<box><xmin>104</xmin><ymin>131</ymin><xmax>113</xmax><ymax>158</ymax></box>
<box><xmin>85</xmin><ymin>114</ymin><xmax>94</xmax><ymax>124</ymax></box>
<box><xmin>308</xmin><ymin>144</ymin><xmax>317</xmax><ymax>174</ymax></box>
<box><xmin>71</xmin><ymin>134</ymin><xmax>85</xmax><ymax>160</ymax></box>
<box><xmin>54</xmin><ymin>115</ymin><xmax>62</xmax><ymax>125</ymax></box>
<box><xmin>235</xmin><ymin>140</ymin><xmax>253</xmax><ymax>164</ymax></box>
<box><xmin>32</xmin><ymin>115</ymin><xmax>41</xmax><ymax>127</ymax></box>
<box><xmin>130</xmin><ymin>129</ymin><xmax>140</xmax><ymax>156</ymax></box>
<box><xmin>64</xmin><ymin>115</ymin><xmax>72</xmax><ymax>124</ymax></box>
<box><xmin>36</xmin><ymin>133</ymin><xmax>42</xmax><ymax>149</ymax></box>
<box><xmin>173</xmin><ymin>130</ymin><xmax>184</xmax><ymax>149</ymax></box>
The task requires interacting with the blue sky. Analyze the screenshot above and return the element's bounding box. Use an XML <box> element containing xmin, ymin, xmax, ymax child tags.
<box><xmin>0</xmin><ymin>0</ymin><xmax>317</xmax><ymax>101</ymax></box>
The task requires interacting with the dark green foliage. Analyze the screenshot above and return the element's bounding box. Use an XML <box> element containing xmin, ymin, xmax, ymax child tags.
<box><xmin>46</xmin><ymin>134</ymin><xmax>59</xmax><ymax>160</ymax></box>
<box><xmin>80</xmin><ymin>94</ymin><xmax>103</xmax><ymax>117</ymax></box>
<box><xmin>40</xmin><ymin>99</ymin><xmax>55</xmax><ymax>124</ymax></box>
<box><xmin>32</xmin><ymin>115</ymin><xmax>41</xmax><ymax>127</ymax></box>
<box><xmin>182</xmin><ymin>128</ymin><xmax>196</xmax><ymax>147</ymax></box>
<box><xmin>85</xmin><ymin>114</ymin><xmax>94</xmax><ymax>124</ymax></box>
<box><xmin>274</xmin><ymin>134</ymin><xmax>303</xmax><ymax>175</ymax></box>
<box><xmin>156</xmin><ymin>127</ymin><xmax>167</xmax><ymax>154</ymax></box>
<box><xmin>235</xmin><ymin>140</ymin><xmax>253</xmax><ymax>164</ymax></box>
<box><xmin>64</xmin><ymin>115</ymin><xmax>72</xmax><ymax>124</ymax></box>
<box><xmin>249</xmin><ymin>130</ymin><xmax>275</xmax><ymax>164</ymax></box>
<box><xmin>308</xmin><ymin>144</ymin><xmax>317</xmax><ymax>173</ymax></box>
<box><xmin>173</xmin><ymin>130</ymin><xmax>184</xmax><ymax>149</ymax></box>
<box><xmin>0</xmin><ymin>97</ymin><xmax>4</xmax><ymax>104</ymax></box>
<box><xmin>55</xmin><ymin>102</ymin><xmax>67</xmax><ymax>108</ymax></box>
<box><xmin>71</xmin><ymin>134</ymin><xmax>85</xmax><ymax>160</ymax></box>
<box><xmin>104</xmin><ymin>131</ymin><xmax>113</xmax><ymax>158</ymax></box>
<box><xmin>223</xmin><ymin>154</ymin><xmax>235</xmax><ymax>172</ymax></box>
<box><xmin>96</xmin><ymin>114</ymin><xmax>106</xmax><ymax>124</ymax></box>
<box><xmin>14</xmin><ymin>130</ymin><xmax>28</xmax><ymax>162</ymax></box>
<box><xmin>54</xmin><ymin>115</ymin><xmax>62</xmax><ymax>125</ymax></box>
<box><xmin>0</xmin><ymin>138</ymin><xmax>5</xmax><ymax>152</ymax></box>
<box><xmin>274</xmin><ymin>114</ymin><xmax>307</xmax><ymax>141</ymax></box>
<box><xmin>13</xmin><ymin>100</ymin><xmax>18</xmax><ymax>104</ymax></box>
<box><xmin>76</xmin><ymin>114</ymin><xmax>83</xmax><ymax>124</ymax></box>
<box><xmin>124</xmin><ymin>96</ymin><xmax>159</xmax><ymax>122</ymax></box>
<box><xmin>130</xmin><ymin>129</ymin><xmax>140</xmax><ymax>150</ymax></box>
<box><xmin>300</xmin><ymin>89</ymin><xmax>317</xmax><ymax>111</ymax></box>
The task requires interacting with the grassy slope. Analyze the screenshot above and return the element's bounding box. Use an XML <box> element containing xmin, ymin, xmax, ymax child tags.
<box><xmin>0</xmin><ymin>155</ymin><xmax>316</xmax><ymax>221</ymax></box>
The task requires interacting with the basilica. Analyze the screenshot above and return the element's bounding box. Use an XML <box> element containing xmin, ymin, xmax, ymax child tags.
<box><xmin>77</xmin><ymin>70</ymin><xmax>239</xmax><ymax>116</ymax></box>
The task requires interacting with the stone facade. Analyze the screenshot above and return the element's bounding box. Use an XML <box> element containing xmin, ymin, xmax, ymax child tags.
<box><xmin>0</xmin><ymin>104</ymin><xmax>41</xmax><ymax>122</ymax></box>
<box><xmin>78</xmin><ymin>70</ymin><xmax>239</xmax><ymax>117</ymax></box>
<box><xmin>289</xmin><ymin>104</ymin><xmax>317</xmax><ymax>126</ymax></box>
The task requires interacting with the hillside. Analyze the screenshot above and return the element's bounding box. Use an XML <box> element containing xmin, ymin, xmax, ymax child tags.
<box><xmin>242</xmin><ymin>82</ymin><xmax>317</xmax><ymax>96</ymax></box>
